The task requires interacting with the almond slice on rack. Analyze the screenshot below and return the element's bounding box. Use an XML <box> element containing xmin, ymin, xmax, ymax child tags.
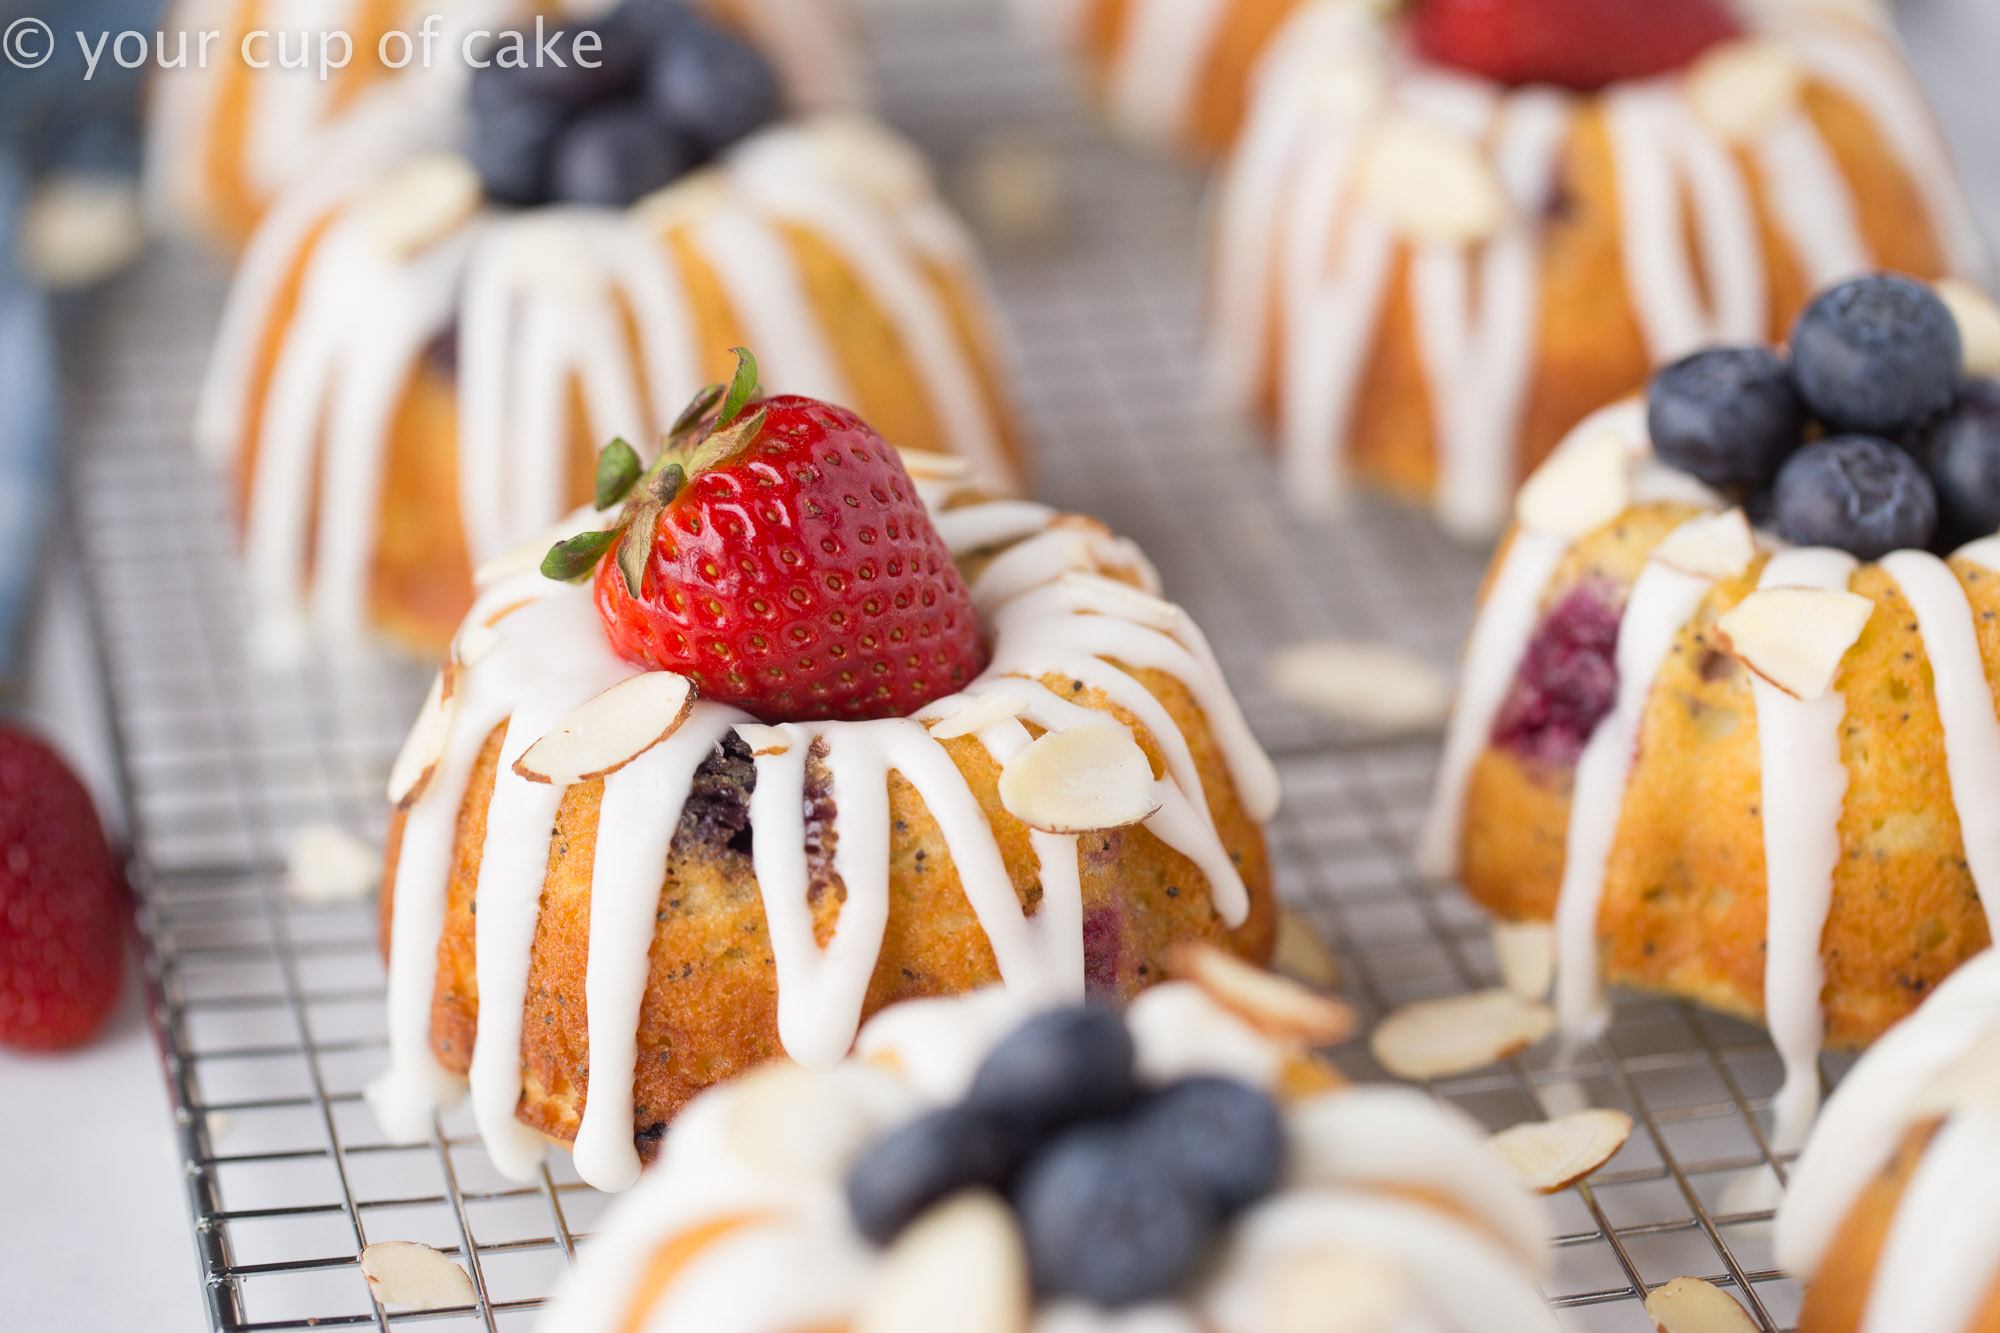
<box><xmin>735</xmin><ymin>723</ymin><xmax>793</xmax><ymax>757</ymax></box>
<box><xmin>1644</xmin><ymin>1277</ymin><xmax>1759</xmax><ymax>1333</ymax></box>
<box><xmin>1265</xmin><ymin>639</ymin><xmax>1451</xmax><ymax>733</ymax></box>
<box><xmin>1715</xmin><ymin>587</ymin><xmax>1873</xmax><ymax>701</ymax></box>
<box><xmin>513</xmin><ymin>672</ymin><xmax>696</xmax><ymax>786</ymax></box>
<box><xmin>928</xmin><ymin>693</ymin><xmax>1031</xmax><ymax>741</ymax></box>
<box><xmin>997</xmin><ymin>723</ymin><xmax>1160</xmax><ymax>834</ymax></box>
<box><xmin>1685</xmin><ymin>38</ymin><xmax>1804</xmax><ymax>144</ymax></box>
<box><xmin>387</xmin><ymin>665</ymin><xmax>457</xmax><ymax>808</ymax></box>
<box><xmin>1057</xmin><ymin>570</ymin><xmax>1180</xmax><ymax>631</ymax></box>
<box><xmin>1937</xmin><ymin>278</ymin><xmax>2000</xmax><ymax>377</ymax></box>
<box><xmin>896</xmin><ymin>446</ymin><xmax>974</xmax><ymax>483</ymax></box>
<box><xmin>1369</xmin><ymin>988</ymin><xmax>1555</xmax><ymax>1081</ymax></box>
<box><xmin>855</xmin><ymin>1191</ymin><xmax>1030</xmax><ymax>1333</ymax></box>
<box><xmin>358</xmin><ymin>1240</ymin><xmax>475</xmax><ymax>1311</ymax></box>
<box><xmin>1516</xmin><ymin>432</ymin><xmax>1631</xmax><ymax>540</ymax></box>
<box><xmin>1492</xmin><ymin>920</ymin><xmax>1555</xmax><ymax>1002</ymax></box>
<box><xmin>1273</xmin><ymin>908</ymin><xmax>1341</xmax><ymax>989</ymax></box>
<box><xmin>1491</xmin><ymin>1108</ymin><xmax>1634</xmax><ymax>1194</ymax></box>
<box><xmin>285</xmin><ymin>822</ymin><xmax>380</xmax><ymax>906</ymax></box>
<box><xmin>1651</xmin><ymin>509</ymin><xmax>1756</xmax><ymax>581</ymax></box>
<box><xmin>1167</xmin><ymin>941</ymin><xmax>1357</xmax><ymax>1047</ymax></box>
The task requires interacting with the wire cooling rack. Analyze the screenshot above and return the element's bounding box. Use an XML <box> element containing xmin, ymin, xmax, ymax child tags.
<box><xmin>55</xmin><ymin>0</ymin><xmax>1857</xmax><ymax>1327</ymax></box>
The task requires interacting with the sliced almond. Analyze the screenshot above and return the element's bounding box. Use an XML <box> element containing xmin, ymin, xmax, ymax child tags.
<box><xmin>927</xmin><ymin>694</ymin><xmax>1031</xmax><ymax>742</ymax></box>
<box><xmin>358</xmin><ymin>1240</ymin><xmax>475</xmax><ymax>1311</ymax></box>
<box><xmin>1491</xmin><ymin>1108</ymin><xmax>1634</xmax><ymax>1194</ymax></box>
<box><xmin>1651</xmin><ymin>509</ymin><xmax>1756</xmax><ymax>581</ymax></box>
<box><xmin>1492</xmin><ymin>920</ymin><xmax>1555</xmax><ymax>1002</ymax></box>
<box><xmin>1356</xmin><ymin>114</ymin><xmax>1508</xmax><ymax>245</ymax></box>
<box><xmin>1273</xmin><ymin>908</ymin><xmax>1341</xmax><ymax>989</ymax></box>
<box><xmin>387</xmin><ymin>665</ymin><xmax>456</xmax><ymax>808</ymax></box>
<box><xmin>854</xmin><ymin>1191</ymin><xmax>1030</xmax><ymax>1333</ymax></box>
<box><xmin>959</xmin><ymin>133</ymin><xmax>1066</xmax><ymax>253</ymax></box>
<box><xmin>896</xmin><ymin>446</ymin><xmax>973</xmax><ymax>483</ymax></box>
<box><xmin>1265</xmin><ymin>639</ymin><xmax>1451</xmax><ymax>733</ymax></box>
<box><xmin>1058</xmin><ymin>570</ymin><xmax>1180</xmax><ymax>631</ymax></box>
<box><xmin>1167</xmin><ymin>941</ymin><xmax>1356</xmax><ymax>1047</ymax></box>
<box><xmin>1911</xmin><ymin>1023</ymin><xmax>2000</xmax><ymax>1116</ymax></box>
<box><xmin>1369</xmin><ymin>989</ymin><xmax>1555</xmax><ymax>1081</ymax></box>
<box><xmin>17</xmin><ymin>173</ymin><xmax>143</xmax><ymax>290</ymax></box>
<box><xmin>355</xmin><ymin>153</ymin><xmax>482</xmax><ymax>260</ymax></box>
<box><xmin>1937</xmin><ymin>278</ymin><xmax>2000</xmax><ymax>377</ymax></box>
<box><xmin>727</xmin><ymin>1062</ymin><xmax>877</xmax><ymax>1180</ymax></box>
<box><xmin>735</xmin><ymin>723</ymin><xmax>793</xmax><ymax>757</ymax></box>
<box><xmin>1269</xmin><ymin>1247</ymin><xmax>1411</xmax><ymax>1333</ymax></box>
<box><xmin>996</xmin><ymin>723</ymin><xmax>1160</xmax><ymax>834</ymax></box>
<box><xmin>1517</xmin><ymin>431</ymin><xmax>1631</xmax><ymax>540</ymax></box>
<box><xmin>285</xmin><ymin>822</ymin><xmax>380</xmax><ymax>906</ymax></box>
<box><xmin>1715</xmin><ymin>586</ymin><xmax>1873</xmax><ymax>701</ymax></box>
<box><xmin>513</xmin><ymin>672</ymin><xmax>695</xmax><ymax>786</ymax></box>
<box><xmin>452</xmin><ymin>622</ymin><xmax>502</xmax><ymax>669</ymax></box>
<box><xmin>1644</xmin><ymin>1277</ymin><xmax>1759</xmax><ymax>1333</ymax></box>
<box><xmin>1685</xmin><ymin>39</ymin><xmax>1804</xmax><ymax>143</ymax></box>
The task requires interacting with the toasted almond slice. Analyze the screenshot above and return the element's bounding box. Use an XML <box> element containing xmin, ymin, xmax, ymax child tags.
<box><xmin>1370</xmin><ymin>989</ymin><xmax>1555</xmax><ymax>1081</ymax></box>
<box><xmin>18</xmin><ymin>174</ymin><xmax>143</xmax><ymax>290</ymax></box>
<box><xmin>1652</xmin><ymin>509</ymin><xmax>1756</xmax><ymax>581</ymax></box>
<box><xmin>1356</xmin><ymin>115</ymin><xmax>1508</xmax><ymax>244</ymax></box>
<box><xmin>358</xmin><ymin>1240</ymin><xmax>475</xmax><ymax>1311</ymax></box>
<box><xmin>1644</xmin><ymin>1277</ymin><xmax>1759</xmax><ymax>1333</ymax></box>
<box><xmin>896</xmin><ymin>446</ymin><xmax>974</xmax><ymax>482</ymax></box>
<box><xmin>1715</xmin><ymin>586</ymin><xmax>1873</xmax><ymax>701</ymax></box>
<box><xmin>734</xmin><ymin>723</ymin><xmax>792</xmax><ymax>757</ymax></box>
<box><xmin>1938</xmin><ymin>278</ymin><xmax>2000</xmax><ymax>377</ymax></box>
<box><xmin>1912</xmin><ymin>1023</ymin><xmax>2000</xmax><ymax>1116</ymax></box>
<box><xmin>927</xmin><ymin>693</ymin><xmax>1031</xmax><ymax>741</ymax></box>
<box><xmin>1685</xmin><ymin>38</ymin><xmax>1804</xmax><ymax>143</ymax></box>
<box><xmin>1269</xmin><ymin>1247</ymin><xmax>1411</xmax><ymax>1333</ymax></box>
<box><xmin>387</xmin><ymin>666</ymin><xmax>456</xmax><ymax>808</ymax></box>
<box><xmin>1168</xmin><ymin>941</ymin><xmax>1357</xmax><ymax>1046</ymax></box>
<box><xmin>1491</xmin><ymin>1108</ymin><xmax>1634</xmax><ymax>1194</ymax></box>
<box><xmin>1493</xmin><ymin>920</ymin><xmax>1555</xmax><ymax>1002</ymax></box>
<box><xmin>1058</xmin><ymin>570</ymin><xmax>1180</xmax><ymax>631</ymax></box>
<box><xmin>1273</xmin><ymin>908</ymin><xmax>1341</xmax><ymax>989</ymax></box>
<box><xmin>854</xmin><ymin>1191</ymin><xmax>1030</xmax><ymax>1333</ymax></box>
<box><xmin>727</xmin><ymin>1062</ymin><xmax>877</xmax><ymax>1180</ymax></box>
<box><xmin>1266</xmin><ymin>639</ymin><xmax>1451</xmax><ymax>733</ymax></box>
<box><xmin>355</xmin><ymin>154</ymin><xmax>481</xmax><ymax>261</ymax></box>
<box><xmin>997</xmin><ymin>723</ymin><xmax>1160</xmax><ymax>834</ymax></box>
<box><xmin>513</xmin><ymin>672</ymin><xmax>695</xmax><ymax>786</ymax></box>
<box><xmin>1517</xmin><ymin>431</ymin><xmax>1631</xmax><ymax>539</ymax></box>
<box><xmin>452</xmin><ymin>622</ymin><xmax>502</xmax><ymax>669</ymax></box>
<box><xmin>285</xmin><ymin>822</ymin><xmax>380</xmax><ymax>906</ymax></box>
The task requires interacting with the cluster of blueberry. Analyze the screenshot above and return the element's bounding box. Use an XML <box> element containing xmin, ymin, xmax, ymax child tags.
<box><xmin>1647</xmin><ymin>273</ymin><xmax>2000</xmax><ymax>560</ymax></box>
<box><xmin>846</xmin><ymin>1006</ymin><xmax>1286</xmax><ymax>1308</ymax></box>
<box><xmin>467</xmin><ymin>0</ymin><xmax>779</xmax><ymax>210</ymax></box>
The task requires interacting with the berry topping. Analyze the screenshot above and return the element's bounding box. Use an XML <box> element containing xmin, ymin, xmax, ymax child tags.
<box><xmin>472</xmin><ymin>26</ymin><xmax>640</xmax><ymax>112</ymax></box>
<box><xmin>552</xmin><ymin>104</ymin><xmax>699</xmax><ymax>208</ymax></box>
<box><xmin>1647</xmin><ymin>346</ymin><xmax>1804</xmax><ymax>491</ymax></box>
<box><xmin>1925</xmin><ymin>379</ymin><xmax>2000</xmax><ymax>546</ymax></box>
<box><xmin>466</xmin><ymin>98</ymin><xmax>569</xmax><ymax>207</ymax></box>
<box><xmin>555</xmin><ymin>351</ymin><xmax>987</xmax><ymax>722</ymax></box>
<box><xmin>1771</xmin><ymin>435</ymin><xmax>1939</xmax><ymax>560</ymax></box>
<box><xmin>846</xmin><ymin>1106</ymin><xmax>1025</xmax><ymax>1245</ymax></box>
<box><xmin>1411</xmin><ymin>0</ymin><xmax>1739</xmax><ymax>92</ymax></box>
<box><xmin>1126</xmin><ymin>1077</ymin><xmax>1285</xmax><ymax>1218</ymax></box>
<box><xmin>1789</xmin><ymin>274</ymin><xmax>1964</xmax><ymax>438</ymax></box>
<box><xmin>1014</xmin><ymin>1123</ymin><xmax>1214</xmax><ymax>1307</ymax></box>
<box><xmin>965</xmin><ymin>1004</ymin><xmax>1139</xmax><ymax>1135</ymax></box>
<box><xmin>1491</xmin><ymin>581</ymin><xmax>1622</xmax><ymax>769</ymax></box>
<box><xmin>643</xmin><ymin>16</ymin><xmax>781</xmax><ymax>155</ymax></box>
<box><xmin>1</xmin><ymin>726</ymin><xmax>126</xmax><ymax>1051</ymax></box>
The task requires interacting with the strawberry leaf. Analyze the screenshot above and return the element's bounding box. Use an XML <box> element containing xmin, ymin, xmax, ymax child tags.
<box><xmin>715</xmin><ymin>347</ymin><xmax>759</xmax><ymax>428</ymax></box>
<box><xmin>686</xmin><ymin>407</ymin><xmax>766</xmax><ymax>478</ymax></box>
<box><xmin>594</xmin><ymin>438</ymin><xmax>642</xmax><ymax>511</ymax></box>
<box><xmin>617</xmin><ymin>501</ymin><xmax>662</xmax><ymax>598</ymax></box>
<box><xmin>669</xmin><ymin>382</ymin><xmax>724</xmax><ymax>441</ymax></box>
<box><xmin>647</xmin><ymin>461</ymin><xmax>685</xmax><ymax>506</ymax></box>
<box><xmin>541</xmin><ymin>528</ymin><xmax>618</xmax><ymax>583</ymax></box>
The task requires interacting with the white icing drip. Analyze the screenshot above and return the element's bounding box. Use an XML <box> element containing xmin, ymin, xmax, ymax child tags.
<box><xmin>1754</xmin><ymin>111</ymin><xmax>1870</xmax><ymax>290</ymax></box>
<box><xmin>692</xmin><ymin>201</ymin><xmax>853</xmax><ymax>405</ymax></box>
<box><xmin>1749</xmin><ymin>547</ymin><xmax>1859</xmax><ymax>1154</ymax></box>
<box><xmin>1105</xmin><ymin>0</ymin><xmax>1233</xmax><ymax>146</ymax></box>
<box><xmin>1553</xmin><ymin>535</ymin><xmax>1718</xmax><ymax>1041</ymax></box>
<box><xmin>1958</xmin><ymin>535</ymin><xmax>2000</xmax><ymax>573</ymax></box>
<box><xmin>1861</xmin><ymin>1108</ymin><xmax>2000</xmax><ymax>1333</ymax></box>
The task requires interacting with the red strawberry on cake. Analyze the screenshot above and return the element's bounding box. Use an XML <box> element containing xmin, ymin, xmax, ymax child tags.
<box><xmin>1411</xmin><ymin>0</ymin><xmax>1741</xmax><ymax>91</ymax></box>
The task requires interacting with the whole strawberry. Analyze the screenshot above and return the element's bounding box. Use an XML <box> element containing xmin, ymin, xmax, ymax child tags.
<box><xmin>1412</xmin><ymin>0</ymin><xmax>1739</xmax><ymax>91</ymax></box>
<box><xmin>545</xmin><ymin>350</ymin><xmax>987</xmax><ymax>722</ymax></box>
<box><xmin>0</xmin><ymin>725</ymin><xmax>126</xmax><ymax>1051</ymax></box>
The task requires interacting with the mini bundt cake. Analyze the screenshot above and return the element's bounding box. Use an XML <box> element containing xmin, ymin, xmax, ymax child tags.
<box><xmin>1777</xmin><ymin>948</ymin><xmax>2000</xmax><ymax>1333</ymax></box>
<box><xmin>536</xmin><ymin>979</ymin><xmax>1557</xmax><ymax>1331</ymax></box>
<box><xmin>368</xmin><ymin>373</ymin><xmax>1278</xmax><ymax>1191</ymax></box>
<box><xmin>146</xmin><ymin>0</ymin><xmax>865</xmax><ymax>247</ymax></box>
<box><xmin>1420</xmin><ymin>276</ymin><xmax>2000</xmax><ymax>1151</ymax></box>
<box><xmin>1207</xmin><ymin>0</ymin><xmax>1985</xmax><ymax>536</ymax></box>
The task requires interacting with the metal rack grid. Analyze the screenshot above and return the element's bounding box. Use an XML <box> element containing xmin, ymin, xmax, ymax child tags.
<box><xmin>56</xmin><ymin>0</ymin><xmax>1845</xmax><ymax>1327</ymax></box>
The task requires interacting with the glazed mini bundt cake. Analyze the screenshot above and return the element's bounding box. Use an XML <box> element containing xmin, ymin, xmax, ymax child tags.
<box><xmin>1778</xmin><ymin>948</ymin><xmax>2000</xmax><ymax>1333</ymax></box>
<box><xmin>199</xmin><ymin>75</ymin><xmax>1024</xmax><ymax>654</ymax></box>
<box><xmin>368</xmin><ymin>369</ymin><xmax>1279</xmax><ymax>1191</ymax></box>
<box><xmin>1420</xmin><ymin>275</ymin><xmax>2000</xmax><ymax>1151</ymax></box>
<box><xmin>1208</xmin><ymin>0</ymin><xmax>1985</xmax><ymax>536</ymax></box>
<box><xmin>536</xmin><ymin>979</ymin><xmax>1558</xmax><ymax>1331</ymax></box>
<box><xmin>147</xmin><ymin>0</ymin><xmax>866</xmax><ymax>247</ymax></box>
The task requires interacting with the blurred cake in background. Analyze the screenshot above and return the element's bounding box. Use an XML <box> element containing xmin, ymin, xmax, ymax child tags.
<box><xmin>1206</xmin><ymin>0</ymin><xmax>1984</xmax><ymax>537</ymax></box>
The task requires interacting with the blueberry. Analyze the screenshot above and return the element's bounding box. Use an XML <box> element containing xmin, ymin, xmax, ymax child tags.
<box><xmin>643</xmin><ymin>18</ymin><xmax>779</xmax><ymax>154</ymax></box>
<box><xmin>607</xmin><ymin>0</ymin><xmax>707</xmax><ymax>48</ymax></box>
<box><xmin>469</xmin><ymin>27</ymin><xmax>640</xmax><ymax>114</ymax></box>
<box><xmin>1924</xmin><ymin>379</ymin><xmax>2000</xmax><ymax>546</ymax></box>
<box><xmin>1015</xmin><ymin>1124</ymin><xmax>1213</xmax><ymax>1307</ymax></box>
<box><xmin>551</xmin><ymin>105</ymin><xmax>699</xmax><ymax>208</ymax></box>
<box><xmin>1771</xmin><ymin>435</ymin><xmax>1938</xmax><ymax>559</ymax></box>
<box><xmin>845</xmin><ymin>1106</ymin><xmax>1025</xmax><ymax>1245</ymax></box>
<box><xmin>468</xmin><ymin>97</ymin><xmax>570</xmax><ymax>206</ymax></box>
<box><xmin>965</xmin><ymin>1005</ymin><xmax>1138</xmax><ymax>1134</ymax></box>
<box><xmin>1646</xmin><ymin>346</ymin><xmax>1804</xmax><ymax>490</ymax></box>
<box><xmin>1789</xmin><ymin>273</ymin><xmax>1964</xmax><ymax>437</ymax></box>
<box><xmin>1126</xmin><ymin>1078</ymin><xmax>1284</xmax><ymax>1217</ymax></box>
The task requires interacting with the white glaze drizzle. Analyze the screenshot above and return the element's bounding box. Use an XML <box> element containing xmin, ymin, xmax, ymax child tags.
<box><xmin>1749</xmin><ymin>547</ymin><xmax>1859</xmax><ymax>1155</ymax></box>
<box><xmin>1862</xmin><ymin>1109</ymin><xmax>2000</xmax><ymax>1333</ymax></box>
<box><xmin>369</xmin><ymin>494</ymin><xmax>1279</xmax><ymax>1187</ymax></box>
<box><xmin>1105</xmin><ymin>0</ymin><xmax>1233</xmax><ymax>147</ymax></box>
